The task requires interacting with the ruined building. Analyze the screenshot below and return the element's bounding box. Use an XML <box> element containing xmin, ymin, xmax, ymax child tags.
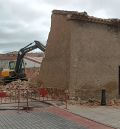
<box><xmin>40</xmin><ymin>10</ymin><xmax>120</xmax><ymax>100</ymax></box>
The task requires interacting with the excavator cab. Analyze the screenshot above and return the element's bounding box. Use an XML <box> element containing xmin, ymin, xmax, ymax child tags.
<box><xmin>9</xmin><ymin>60</ymin><xmax>25</xmax><ymax>75</ymax></box>
<box><xmin>0</xmin><ymin>60</ymin><xmax>26</xmax><ymax>84</ymax></box>
<box><xmin>9</xmin><ymin>61</ymin><xmax>16</xmax><ymax>70</ymax></box>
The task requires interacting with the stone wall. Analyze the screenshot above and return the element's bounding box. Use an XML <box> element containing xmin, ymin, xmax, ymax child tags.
<box><xmin>40</xmin><ymin>10</ymin><xmax>120</xmax><ymax>99</ymax></box>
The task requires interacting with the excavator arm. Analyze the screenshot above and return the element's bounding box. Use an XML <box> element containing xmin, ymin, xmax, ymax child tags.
<box><xmin>15</xmin><ymin>40</ymin><xmax>45</xmax><ymax>80</ymax></box>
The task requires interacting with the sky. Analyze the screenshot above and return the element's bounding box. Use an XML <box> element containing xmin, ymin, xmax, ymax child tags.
<box><xmin>0</xmin><ymin>0</ymin><xmax>120</xmax><ymax>53</ymax></box>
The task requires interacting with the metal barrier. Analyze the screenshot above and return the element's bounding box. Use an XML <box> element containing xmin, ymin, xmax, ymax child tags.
<box><xmin>0</xmin><ymin>87</ymin><xmax>69</xmax><ymax>111</ymax></box>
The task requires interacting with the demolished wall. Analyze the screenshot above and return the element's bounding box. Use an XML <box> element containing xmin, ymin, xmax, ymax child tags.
<box><xmin>40</xmin><ymin>10</ymin><xmax>120</xmax><ymax>99</ymax></box>
<box><xmin>39</xmin><ymin>11</ymin><xmax>71</xmax><ymax>89</ymax></box>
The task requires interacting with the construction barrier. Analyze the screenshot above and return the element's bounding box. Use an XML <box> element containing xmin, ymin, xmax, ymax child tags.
<box><xmin>0</xmin><ymin>87</ymin><xmax>69</xmax><ymax>110</ymax></box>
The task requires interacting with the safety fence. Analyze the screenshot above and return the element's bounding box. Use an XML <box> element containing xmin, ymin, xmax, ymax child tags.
<box><xmin>0</xmin><ymin>87</ymin><xmax>69</xmax><ymax>110</ymax></box>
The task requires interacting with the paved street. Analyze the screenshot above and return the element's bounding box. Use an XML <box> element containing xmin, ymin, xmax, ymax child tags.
<box><xmin>0</xmin><ymin>100</ymin><xmax>50</xmax><ymax>110</ymax></box>
<box><xmin>0</xmin><ymin>108</ymin><xmax>86</xmax><ymax>129</ymax></box>
<box><xmin>0</xmin><ymin>102</ymin><xmax>115</xmax><ymax>129</ymax></box>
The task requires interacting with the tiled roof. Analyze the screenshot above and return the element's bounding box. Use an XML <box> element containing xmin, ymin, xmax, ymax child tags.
<box><xmin>0</xmin><ymin>52</ymin><xmax>44</xmax><ymax>61</ymax></box>
<box><xmin>53</xmin><ymin>10</ymin><xmax>120</xmax><ymax>26</ymax></box>
<box><xmin>24</xmin><ymin>56</ymin><xmax>43</xmax><ymax>64</ymax></box>
<box><xmin>26</xmin><ymin>53</ymin><xmax>43</xmax><ymax>57</ymax></box>
<box><xmin>0</xmin><ymin>54</ymin><xmax>16</xmax><ymax>60</ymax></box>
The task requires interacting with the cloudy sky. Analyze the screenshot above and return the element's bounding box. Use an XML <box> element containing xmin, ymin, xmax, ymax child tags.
<box><xmin>0</xmin><ymin>0</ymin><xmax>120</xmax><ymax>53</ymax></box>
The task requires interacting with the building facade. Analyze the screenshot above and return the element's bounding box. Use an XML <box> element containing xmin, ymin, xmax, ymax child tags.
<box><xmin>40</xmin><ymin>10</ymin><xmax>120</xmax><ymax>100</ymax></box>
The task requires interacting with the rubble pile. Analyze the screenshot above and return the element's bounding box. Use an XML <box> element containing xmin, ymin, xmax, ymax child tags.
<box><xmin>68</xmin><ymin>97</ymin><xmax>100</xmax><ymax>106</ymax></box>
<box><xmin>108</xmin><ymin>99</ymin><xmax>120</xmax><ymax>106</ymax></box>
<box><xmin>68</xmin><ymin>97</ymin><xmax>120</xmax><ymax>107</ymax></box>
<box><xmin>5</xmin><ymin>80</ymin><xmax>29</xmax><ymax>90</ymax></box>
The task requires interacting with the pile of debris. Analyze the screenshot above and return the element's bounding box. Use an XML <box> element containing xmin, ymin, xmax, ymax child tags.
<box><xmin>5</xmin><ymin>80</ymin><xmax>29</xmax><ymax>90</ymax></box>
<box><xmin>68</xmin><ymin>97</ymin><xmax>100</xmax><ymax>106</ymax></box>
<box><xmin>68</xmin><ymin>97</ymin><xmax>120</xmax><ymax>107</ymax></box>
<box><xmin>108</xmin><ymin>99</ymin><xmax>120</xmax><ymax>106</ymax></box>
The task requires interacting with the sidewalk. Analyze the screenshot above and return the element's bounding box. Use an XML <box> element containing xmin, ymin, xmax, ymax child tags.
<box><xmin>47</xmin><ymin>101</ymin><xmax>120</xmax><ymax>129</ymax></box>
<box><xmin>64</xmin><ymin>105</ymin><xmax>120</xmax><ymax>129</ymax></box>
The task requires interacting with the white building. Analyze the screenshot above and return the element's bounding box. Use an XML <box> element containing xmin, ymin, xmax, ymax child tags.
<box><xmin>24</xmin><ymin>56</ymin><xmax>43</xmax><ymax>68</ymax></box>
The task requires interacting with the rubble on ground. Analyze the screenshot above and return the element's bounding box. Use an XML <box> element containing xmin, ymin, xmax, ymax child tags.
<box><xmin>67</xmin><ymin>97</ymin><xmax>120</xmax><ymax>106</ymax></box>
<box><xmin>108</xmin><ymin>99</ymin><xmax>120</xmax><ymax>106</ymax></box>
<box><xmin>5</xmin><ymin>80</ymin><xmax>29</xmax><ymax>90</ymax></box>
<box><xmin>67</xmin><ymin>97</ymin><xmax>100</xmax><ymax>106</ymax></box>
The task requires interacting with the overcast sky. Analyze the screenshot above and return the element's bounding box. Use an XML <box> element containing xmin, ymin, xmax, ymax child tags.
<box><xmin>0</xmin><ymin>0</ymin><xmax>120</xmax><ymax>53</ymax></box>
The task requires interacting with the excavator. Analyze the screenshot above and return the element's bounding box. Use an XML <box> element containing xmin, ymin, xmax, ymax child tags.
<box><xmin>0</xmin><ymin>40</ymin><xmax>45</xmax><ymax>84</ymax></box>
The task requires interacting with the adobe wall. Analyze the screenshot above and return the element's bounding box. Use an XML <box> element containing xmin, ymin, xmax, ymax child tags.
<box><xmin>39</xmin><ymin>12</ymin><xmax>70</xmax><ymax>89</ymax></box>
<box><xmin>40</xmin><ymin>10</ymin><xmax>120</xmax><ymax>99</ymax></box>
<box><xmin>69</xmin><ymin>21</ymin><xmax>120</xmax><ymax>99</ymax></box>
